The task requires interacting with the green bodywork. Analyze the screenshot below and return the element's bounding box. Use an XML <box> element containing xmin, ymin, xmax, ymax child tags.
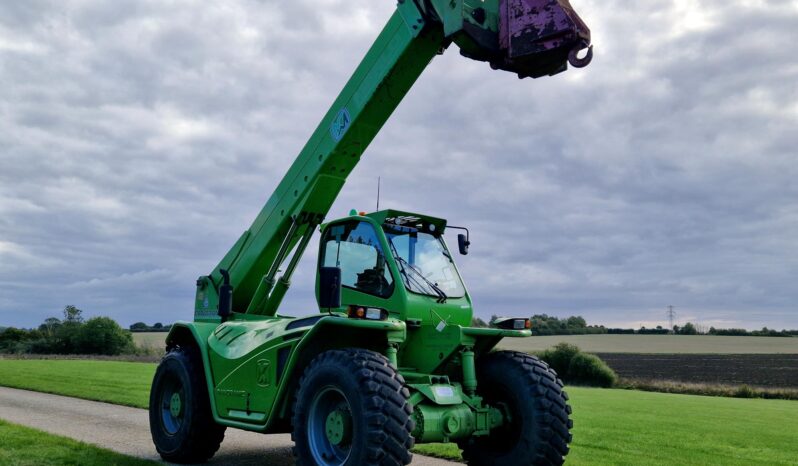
<box><xmin>166</xmin><ymin>0</ymin><xmax>572</xmax><ymax>444</ymax></box>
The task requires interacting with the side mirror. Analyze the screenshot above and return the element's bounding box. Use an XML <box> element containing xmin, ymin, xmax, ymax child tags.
<box><xmin>318</xmin><ymin>267</ymin><xmax>342</xmax><ymax>310</ymax></box>
<box><xmin>218</xmin><ymin>269</ymin><xmax>233</xmax><ymax>322</ymax></box>
<box><xmin>458</xmin><ymin>233</ymin><xmax>470</xmax><ymax>255</ymax></box>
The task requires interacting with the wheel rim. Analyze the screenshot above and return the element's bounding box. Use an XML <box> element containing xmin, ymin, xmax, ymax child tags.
<box><xmin>307</xmin><ymin>386</ymin><xmax>353</xmax><ymax>466</ymax></box>
<box><xmin>160</xmin><ymin>375</ymin><xmax>185</xmax><ymax>435</ymax></box>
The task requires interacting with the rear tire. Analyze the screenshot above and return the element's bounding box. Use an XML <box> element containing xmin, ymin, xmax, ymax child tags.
<box><xmin>149</xmin><ymin>346</ymin><xmax>226</xmax><ymax>463</ymax></box>
<box><xmin>461</xmin><ymin>351</ymin><xmax>573</xmax><ymax>466</ymax></box>
<box><xmin>292</xmin><ymin>348</ymin><xmax>415</xmax><ymax>466</ymax></box>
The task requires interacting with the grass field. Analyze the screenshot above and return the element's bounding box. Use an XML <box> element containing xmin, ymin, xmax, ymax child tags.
<box><xmin>0</xmin><ymin>419</ymin><xmax>157</xmax><ymax>466</ymax></box>
<box><xmin>131</xmin><ymin>332</ymin><xmax>167</xmax><ymax>349</ymax></box>
<box><xmin>499</xmin><ymin>334</ymin><xmax>798</xmax><ymax>354</ymax></box>
<box><xmin>0</xmin><ymin>359</ymin><xmax>155</xmax><ymax>407</ymax></box>
<box><xmin>1</xmin><ymin>359</ymin><xmax>796</xmax><ymax>465</ymax></box>
<box><xmin>414</xmin><ymin>387</ymin><xmax>798</xmax><ymax>465</ymax></box>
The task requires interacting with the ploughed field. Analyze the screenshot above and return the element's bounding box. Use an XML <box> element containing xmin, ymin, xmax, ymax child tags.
<box><xmin>498</xmin><ymin>334</ymin><xmax>798</xmax><ymax>354</ymax></box>
<box><xmin>597</xmin><ymin>353</ymin><xmax>798</xmax><ymax>388</ymax></box>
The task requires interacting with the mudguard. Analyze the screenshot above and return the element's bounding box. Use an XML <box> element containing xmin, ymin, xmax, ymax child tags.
<box><xmin>165</xmin><ymin>316</ymin><xmax>405</xmax><ymax>433</ymax></box>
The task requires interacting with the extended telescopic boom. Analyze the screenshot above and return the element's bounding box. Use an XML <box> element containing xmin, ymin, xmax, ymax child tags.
<box><xmin>194</xmin><ymin>0</ymin><xmax>592</xmax><ymax>320</ymax></box>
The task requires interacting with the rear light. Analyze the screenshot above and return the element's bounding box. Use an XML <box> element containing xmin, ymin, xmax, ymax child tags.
<box><xmin>348</xmin><ymin>306</ymin><xmax>388</xmax><ymax>321</ymax></box>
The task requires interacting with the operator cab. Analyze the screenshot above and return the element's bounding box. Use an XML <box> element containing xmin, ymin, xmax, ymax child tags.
<box><xmin>382</xmin><ymin>219</ymin><xmax>466</xmax><ymax>300</ymax></box>
<box><xmin>316</xmin><ymin>210</ymin><xmax>472</xmax><ymax>324</ymax></box>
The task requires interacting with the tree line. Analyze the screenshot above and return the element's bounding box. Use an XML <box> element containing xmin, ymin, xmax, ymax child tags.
<box><xmin>472</xmin><ymin>314</ymin><xmax>798</xmax><ymax>337</ymax></box>
<box><xmin>0</xmin><ymin>305</ymin><xmax>134</xmax><ymax>355</ymax></box>
<box><xmin>129</xmin><ymin>322</ymin><xmax>172</xmax><ymax>333</ymax></box>
<box><xmin>470</xmin><ymin>314</ymin><xmax>608</xmax><ymax>335</ymax></box>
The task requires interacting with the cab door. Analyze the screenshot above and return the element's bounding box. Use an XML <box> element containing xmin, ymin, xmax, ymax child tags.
<box><xmin>317</xmin><ymin>220</ymin><xmax>396</xmax><ymax>310</ymax></box>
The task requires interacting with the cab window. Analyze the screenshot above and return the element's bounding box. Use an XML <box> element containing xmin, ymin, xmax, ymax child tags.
<box><xmin>321</xmin><ymin>221</ymin><xmax>394</xmax><ymax>298</ymax></box>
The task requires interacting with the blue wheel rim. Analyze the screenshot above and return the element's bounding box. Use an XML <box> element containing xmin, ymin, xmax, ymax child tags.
<box><xmin>160</xmin><ymin>376</ymin><xmax>184</xmax><ymax>435</ymax></box>
<box><xmin>307</xmin><ymin>386</ymin><xmax>353</xmax><ymax>466</ymax></box>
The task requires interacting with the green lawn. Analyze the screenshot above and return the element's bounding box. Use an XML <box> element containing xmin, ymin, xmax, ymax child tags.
<box><xmin>0</xmin><ymin>419</ymin><xmax>158</xmax><ymax>466</ymax></box>
<box><xmin>416</xmin><ymin>388</ymin><xmax>798</xmax><ymax>465</ymax></box>
<box><xmin>0</xmin><ymin>359</ymin><xmax>155</xmax><ymax>408</ymax></box>
<box><xmin>498</xmin><ymin>334</ymin><xmax>798</xmax><ymax>354</ymax></box>
<box><xmin>1</xmin><ymin>359</ymin><xmax>797</xmax><ymax>465</ymax></box>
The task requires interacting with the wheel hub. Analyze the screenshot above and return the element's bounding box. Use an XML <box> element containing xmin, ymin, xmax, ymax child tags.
<box><xmin>325</xmin><ymin>408</ymin><xmax>352</xmax><ymax>446</ymax></box>
<box><xmin>169</xmin><ymin>392</ymin><xmax>182</xmax><ymax>418</ymax></box>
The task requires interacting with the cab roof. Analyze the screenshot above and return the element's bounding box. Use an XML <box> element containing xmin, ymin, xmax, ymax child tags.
<box><xmin>366</xmin><ymin>209</ymin><xmax>448</xmax><ymax>232</ymax></box>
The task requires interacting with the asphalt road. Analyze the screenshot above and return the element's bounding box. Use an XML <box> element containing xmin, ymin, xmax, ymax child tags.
<box><xmin>0</xmin><ymin>386</ymin><xmax>457</xmax><ymax>466</ymax></box>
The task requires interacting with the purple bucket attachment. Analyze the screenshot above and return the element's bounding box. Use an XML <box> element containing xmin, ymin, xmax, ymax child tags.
<box><xmin>496</xmin><ymin>0</ymin><xmax>592</xmax><ymax>78</ymax></box>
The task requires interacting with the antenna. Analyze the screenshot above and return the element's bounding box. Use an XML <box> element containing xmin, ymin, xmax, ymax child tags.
<box><xmin>376</xmin><ymin>176</ymin><xmax>381</xmax><ymax>211</ymax></box>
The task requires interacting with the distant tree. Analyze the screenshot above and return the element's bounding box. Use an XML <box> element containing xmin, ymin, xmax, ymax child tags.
<box><xmin>638</xmin><ymin>327</ymin><xmax>669</xmax><ymax>335</ymax></box>
<box><xmin>52</xmin><ymin>320</ymin><xmax>82</xmax><ymax>353</ymax></box>
<box><xmin>0</xmin><ymin>328</ymin><xmax>31</xmax><ymax>352</ymax></box>
<box><xmin>566</xmin><ymin>316</ymin><xmax>587</xmax><ymax>328</ymax></box>
<box><xmin>63</xmin><ymin>305</ymin><xmax>83</xmax><ymax>324</ymax></box>
<box><xmin>129</xmin><ymin>322</ymin><xmax>149</xmax><ymax>331</ymax></box>
<box><xmin>471</xmin><ymin>317</ymin><xmax>489</xmax><ymax>328</ymax></box>
<box><xmin>75</xmin><ymin>317</ymin><xmax>134</xmax><ymax>355</ymax></box>
<box><xmin>153</xmin><ymin>322</ymin><xmax>164</xmax><ymax>329</ymax></box>
<box><xmin>656</xmin><ymin>325</ymin><xmax>663</xmax><ymax>330</ymax></box>
<box><xmin>679</xmin><ymin>322</ymin><xmax>698</xmax><ymax>335</ymax></box>
<box><xmin>527</xmin><ymin>314</ymin><xmax>606</xmax><ymax>335</ymax></box>
<box><xmin>38</xmin><ymin>317</ymin><xmax>62</xmax><ymax>336</ymax></box>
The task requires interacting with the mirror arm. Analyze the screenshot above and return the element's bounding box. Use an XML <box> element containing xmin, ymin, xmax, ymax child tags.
<box><xmin>447</xmin><ymin>225</ymin><xmax>471</xmax><ymax>255</ymax></box>
<box><xmin>446</xmin><ymin>225</ymin><xmax>470</xmax><ymax>242</ymax></box>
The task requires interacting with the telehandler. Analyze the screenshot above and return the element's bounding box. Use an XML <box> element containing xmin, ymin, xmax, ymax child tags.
<box><xmin>149</xmin><ymin>1</ymin><xmax>592</xmax><ymax>464</ymax></box>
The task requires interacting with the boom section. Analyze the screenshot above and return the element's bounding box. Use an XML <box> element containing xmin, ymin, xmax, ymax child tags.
<box><xmin>195</xmin><ymin>5</ymin><xmax>444</xmax><ymax>319</ymax></box>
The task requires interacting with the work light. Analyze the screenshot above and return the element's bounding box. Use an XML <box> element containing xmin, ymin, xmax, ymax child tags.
<box><xmin>347</xmin><ymin>306</ymin><xmax>388</xmax><ymax>321</ymax></box>
<box><xmin>490</xmin><ymin>317</ymin><xmax>531</xmax><ymax>330</ymax></box>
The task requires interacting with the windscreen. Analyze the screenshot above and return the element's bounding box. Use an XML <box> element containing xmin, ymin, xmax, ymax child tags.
<box><xmin>384</xmin><ymin>225</ymin><xmax>466</xmax><ymax>299</ymax></box>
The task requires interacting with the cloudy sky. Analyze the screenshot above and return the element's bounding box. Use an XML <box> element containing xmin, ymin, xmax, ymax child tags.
<box><xmin>1</xmin><ymin>0</ymin><xmax>796</xmax><ymax>330</ymax></box>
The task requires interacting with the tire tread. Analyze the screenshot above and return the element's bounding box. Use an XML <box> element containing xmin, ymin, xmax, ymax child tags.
<box><xmin>149</xmin><ymin>346</ymin><xmax>225</xmax><ymax>463</ymax></box>
<box><xmin>461</xmin><ymin>350</ymin><xmax>572</xmax><ymax>466</ymax></box>
<box><xmin>291</xmin><ymin>348</ymin><xmax>414</xmax><ymax>466</ymax></box>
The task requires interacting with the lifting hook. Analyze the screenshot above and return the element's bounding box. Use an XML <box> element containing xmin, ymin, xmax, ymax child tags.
<box><xmin>568</xmin><ymin>42</ymin><xmax>593</xmax><ymax>68</ymax></box>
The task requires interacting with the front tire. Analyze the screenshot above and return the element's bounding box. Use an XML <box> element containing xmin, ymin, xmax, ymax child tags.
<box><xmin>461</xmin><ymin>351</ymin><xmax>573</xmax><ymax>466</ymax></box>
<box><xmin>292</xmin><ymin>348</ymin><xmax>415</xmax><ymax>466</ymax></box>
<box><xmin>149</xmin><ymin>346</ymin><xmax>226</xmax><ymax>463</ymax></box>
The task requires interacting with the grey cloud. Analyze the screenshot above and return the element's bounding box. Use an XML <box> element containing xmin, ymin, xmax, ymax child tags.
<box><xmin>1</xmin><ymin>0</ymin><xmax>796</xmax><ymax>330</ymax></box>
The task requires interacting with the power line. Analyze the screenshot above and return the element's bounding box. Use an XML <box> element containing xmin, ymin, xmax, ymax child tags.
<box><xmin>667</xmin><ymin>305</ymin><xmax>676</xmax><ymax>332</ymax></box>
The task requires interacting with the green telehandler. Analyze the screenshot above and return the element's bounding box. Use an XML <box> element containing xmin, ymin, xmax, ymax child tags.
<box><xmin>149</xmin><ymin>1</ymin><xmax>592</xmax><ymax>464</ymax></box>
